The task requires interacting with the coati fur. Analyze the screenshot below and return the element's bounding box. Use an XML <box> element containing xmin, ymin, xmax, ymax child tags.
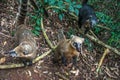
<box><xmin>52</xmin><ymin>35</ymin><xmax>84</xmax><ymax>66</ymax></box>
<box><xmin>8</xmin><ymin>0</ymin><xmax>37</xmax><ymax>66</ymax></box>
<box><xmin>78</xmin><ymin>0</ymin><xmax>98</xmax><ymax>34</ymax></box>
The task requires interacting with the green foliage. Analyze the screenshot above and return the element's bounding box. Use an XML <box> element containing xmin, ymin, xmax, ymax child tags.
<box><xmin>44</xmin><ymin>0</ymin><xmax>81</xmax><ymax>20</ymax></box>
<box><xmin>95</xmin><ymin>10</ymin><xmax>120</xmax><ymax>48</ymax></box>
<box><xmin>29</xmin><ymin>0</ymin><xmax>81</xmax><ymax>35</ymax></box>
<box><xmin>29</xmin><ymin>14</ymin><xmax>41</xmax><ymax>36</ymax></box>
<box><xmin>28</xmin><ymin>0</ymin><xmax>46</xmax><ymax>36</ymax></box>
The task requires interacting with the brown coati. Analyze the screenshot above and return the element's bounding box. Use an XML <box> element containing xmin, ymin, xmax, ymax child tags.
<box><xmin>52</xmin><ymin>35</ymin><xmax>84</xmax><ymax>66</ymax></box>
<box><xmin>78</xmin><ymin>0</ymin><xmax>98</xmax><ymax>34</ymax></box>
<box><xmin>8</xmin><ymin>0</ymin><xmax>37</xmax><ymax>66</ymax></box>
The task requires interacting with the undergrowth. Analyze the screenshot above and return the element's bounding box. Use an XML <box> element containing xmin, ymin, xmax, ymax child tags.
<box><xmin>29</xmin><ymin>0</ymin><xmax>120</xmax><ymax>50</ymax></box>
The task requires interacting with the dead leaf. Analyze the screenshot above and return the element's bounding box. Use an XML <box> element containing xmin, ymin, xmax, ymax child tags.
<box><xmin>3</xmin><ymin>41</ymin><xmax>7</xmax><ymax>46</ymax></box>
<box><xmin>0</xmin><ymin>57</ymin><xmax>6</xmax><ymax>64</ymax></box>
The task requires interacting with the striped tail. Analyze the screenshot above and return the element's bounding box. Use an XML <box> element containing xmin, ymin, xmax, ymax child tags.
<box><xmin>16</xmin><ymin>0</ymin><xmax>28</xmax><ymax>25</ymax></box>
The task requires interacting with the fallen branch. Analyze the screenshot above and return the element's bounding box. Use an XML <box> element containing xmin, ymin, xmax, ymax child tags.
<box><xmin>41</xmin><ymin>17</ymin><xmax>54</xmax><ymax>49</ymax></box>
<box><xmin>96</xmin><ymin>48</ymin><xmax>110</xmax><ymax>72</ymax></box>
<box><xmin>0</xmin><ymin>46</ymin><xmax>57</xmax><ymax>69</ymax></box>
<box><xmin>78</xmin><ymin>29</ymin><xmax>120</xmax><ymax>55</ymax></box>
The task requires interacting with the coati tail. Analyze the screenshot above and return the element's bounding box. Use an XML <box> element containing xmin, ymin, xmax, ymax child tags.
<box><xmin>16</xmin><ymin>0</ymin><xmax>28</xmax><ymax>25</ymax></box>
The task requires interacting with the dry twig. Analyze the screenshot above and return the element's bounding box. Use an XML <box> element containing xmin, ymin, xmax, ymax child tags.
<box><xmin>96</xmin><ymin>48</ymin><xmax>110</xmax><ymax>72</ymax></box>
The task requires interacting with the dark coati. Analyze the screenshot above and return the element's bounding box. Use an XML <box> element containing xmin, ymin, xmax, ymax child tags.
<box><xmin>8</xmin><ymin>0</ymin><xmax>37</xmax><ymax>66</ymax></box>
<box><xmin>52</xmin><ymin>35</ymin><xmax>84</xmax><ymax>66</ymax></box>
<box><xmin>78</xmin><ymin>0</ymin><xmax>98</xmax><ymax>34</ymax></box>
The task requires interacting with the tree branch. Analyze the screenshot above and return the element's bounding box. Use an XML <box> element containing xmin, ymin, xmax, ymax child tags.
<box><xmin>40</xmin><ymin>17</ymin><xmax>55</xmax><ymax>49</ymax></box>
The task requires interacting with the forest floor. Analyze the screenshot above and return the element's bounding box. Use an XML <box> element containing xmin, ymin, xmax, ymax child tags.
<box><xmin>0</xmin><ymin>1</ymin><xmax>120</xmax><ymax>80</ymax></box>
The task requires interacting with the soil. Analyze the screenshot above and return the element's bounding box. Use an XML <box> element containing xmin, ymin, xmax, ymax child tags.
<box><xmin>0</xmin><ymin>1</ymin><xmax>120</xmax><ymax>80</ymax></box>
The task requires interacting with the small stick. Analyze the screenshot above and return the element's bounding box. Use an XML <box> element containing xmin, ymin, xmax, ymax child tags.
<box><xmin>89</xmin><ymin>30</ymin><xmax>98</xmax><ymax>39</ymax></box>
<box><xmin>96</xmin><ymin>24</ymin><xmax>111</xmax><ymax>31</ymax></box>
<box><xmin>96</xmin><ymin>48</ymin><xmax>110</xmax><ymax>72</ymax></box>
<box><xmin>55</xmin><ymin>72</ymin><xmax>69</xmax><ymax>80</ymax></box>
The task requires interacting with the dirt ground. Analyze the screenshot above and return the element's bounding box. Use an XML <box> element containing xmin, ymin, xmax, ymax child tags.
<box><xmin>0</xmin><ymin>1</ymin><xmax>120</xmax><ymax>80</ymax></box>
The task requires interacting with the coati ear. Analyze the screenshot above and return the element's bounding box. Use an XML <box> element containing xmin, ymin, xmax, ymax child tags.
<box><xmin>81</xmin><ymin>38</ymin><xmax>84</xmax><ymax>43</ymax></box>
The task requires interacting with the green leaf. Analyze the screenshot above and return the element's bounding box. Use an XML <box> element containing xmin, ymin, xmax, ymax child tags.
<box><xmin>59</xmin><ymin>14</ymin><xmax>64</xmax><ymax>21</ymax></box>
<box><xmin>36</xmin><ymin>19</ymin><xmax>41</xmax><ymax>25</ymax></box>
<box><xmin>35</xmin><ymin>26</ymin><xmax>41</xmax><ymax>31</ymax></box>
<box><xmin>65</xmin><ymin>0</ymin><xmax>71</xmax><ymax>3</ymax></box>
<box><xmin>33</xmin><ymin>30</ymin><xmax>39</xmax><ymax>36</ymax></box>
<box><xmin>69</xmin><ymin>6</ymin><xmax>74</xmax><ymax>12</ymax></box>
<box><xmin>74</xmin><ymin>4</ymin><xmax>81</xmax><ymax>8</ymax></box>
<box><xmin>75</xmin><ymin>9</ymin><xmax>79</xmax><ymax>15</ymax></box>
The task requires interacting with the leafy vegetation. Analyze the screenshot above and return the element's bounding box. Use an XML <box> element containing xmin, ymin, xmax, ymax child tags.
<box><xmin>29</xmin><ymin>0</ymin><xmax>120</xmax><ymax>49</ymax></box>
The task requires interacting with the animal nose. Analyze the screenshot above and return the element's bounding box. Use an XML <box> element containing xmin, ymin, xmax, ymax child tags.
<box><xmin>9</xmin><ymin>50</ymin><xmax>17</xmax><ymax>57</ymax></box>
<box><xmin>76</xmin><ymin>44</ymin><xmax>81</xmax><ymax>52</ymax></box>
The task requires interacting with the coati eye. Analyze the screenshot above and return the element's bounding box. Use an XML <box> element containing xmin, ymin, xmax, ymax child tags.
<box><xmin>73</xmin><ymin>42</ymin><xmax>77</xmax><ymax>47</ymax></box>
<box><xmin>23</xmin><ymin>51</ymin><xmax>28</xmax><ymax>55</ymax></box>
<box><xmin>23</xmin><ymin>51</ymin><xmax>26</xmax><ymax>55</ymax></box>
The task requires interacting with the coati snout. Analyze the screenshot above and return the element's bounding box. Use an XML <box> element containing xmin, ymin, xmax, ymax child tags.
<box><xmin>9</xmin><ymin>42</ymin><xmax>35</xmax><ymax>58</ymax></box>
<box><xmin>78</xmin><ymin>0</ymin><xmax>98</xmax><ymax>34</ymax></box>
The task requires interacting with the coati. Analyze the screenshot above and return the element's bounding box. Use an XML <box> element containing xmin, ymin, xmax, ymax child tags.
<box><xmin>9</xmin><ymin>24</ymin><xmax>37</xmax><ymax>65</ymax></box>
<box><xmin>52</xmin><ymin>35</ymin><xmax>84</xmax><ymax>66</ymax></box>
<box><xmin>78</xmin><ymin>0</ymin><xmax>98</xmax><ymax>34</ymax></box>
<box><xmin>8</xmin><ymin>0</ymin><xmax>37</xmax><ymax>66</ymax></box>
